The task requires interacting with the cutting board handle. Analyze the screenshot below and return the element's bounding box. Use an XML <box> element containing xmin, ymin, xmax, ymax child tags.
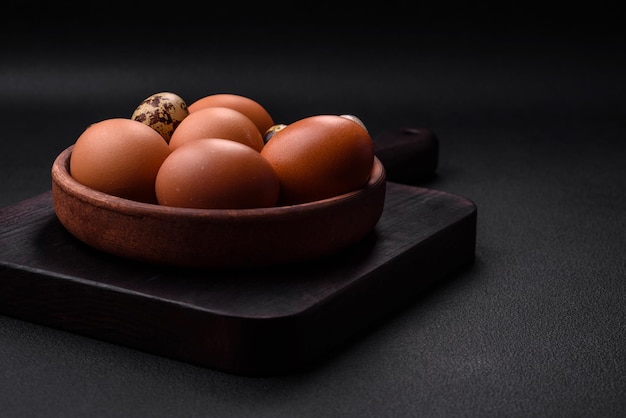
<box><xmin>373</xmin><ymin>127</ymin><xmax>439</xmax><ymax>185</ymax></box>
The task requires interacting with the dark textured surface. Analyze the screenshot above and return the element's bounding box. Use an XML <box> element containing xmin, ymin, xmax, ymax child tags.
<box><xmin>1</xmin><ymin>5</ymin><xmax>625</xmax><ymax>417</ymax></box>
<box><xmin>0</xmin><ymin>185</ymin><xmax>475</xmax><ymax>376</ymax></box>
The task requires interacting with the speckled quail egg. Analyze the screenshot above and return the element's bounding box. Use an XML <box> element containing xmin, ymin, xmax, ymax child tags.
<box><xmin>131</xmin><ymin>92</ymin><xmax>189</xmax><ymax>143</ymax></box>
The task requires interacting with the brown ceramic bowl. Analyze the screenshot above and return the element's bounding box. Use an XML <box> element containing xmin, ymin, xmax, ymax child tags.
<box><xmin>51</xmin><ymin>145</ymin><xmax>386</xmax><ymax>268</ymax></box>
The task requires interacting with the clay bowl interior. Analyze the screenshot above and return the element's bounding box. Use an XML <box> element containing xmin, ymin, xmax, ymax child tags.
<box><xmin>51</xmin><ymin>146</ymin><xmax>387</xmax><ymax>268</ymax></box>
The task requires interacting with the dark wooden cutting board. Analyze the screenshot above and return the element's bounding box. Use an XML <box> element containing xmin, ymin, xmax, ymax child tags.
<box><xmin>0</xmin><ymin>182</ymin><xmax>476</xmax><ymax>376</ymax></box>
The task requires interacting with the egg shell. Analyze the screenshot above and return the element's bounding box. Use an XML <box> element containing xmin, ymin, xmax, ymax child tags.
<box><xmin>340</xmin><ymin>114</ymin><xmax>368</xmax><ymax>131</ymax></box>
<box><xmin>260</xmin><ymin>114</ymin><xmax>375</xmax><ymax>205</ymax></box>
<box><xmin>187</xmin><ymin>93</ymin><xmax>275</xmax><ymax>135</ymax></box>
<box><xmin>168</xmin><ymin>106</ymin><xmax>265</xmax><ymax>152</ymax></box>
<box><xmin>69</xmin><ymin>118</ymin><xmax>172</xmax><ymax>203</ymax></box>
<box><xmin>155</xmin><ymin>138</ymin><xmax>280</xmax><ymax>209</ymax></box>
<box><xmin>131</xmin><ymin>92</ymin><xmax>189</xmax><ymax>143</ymax></box>
<box><xmin>263</xmin><ymin>123</ymin><xmax>288</xmax><ymax>143</ymax></box>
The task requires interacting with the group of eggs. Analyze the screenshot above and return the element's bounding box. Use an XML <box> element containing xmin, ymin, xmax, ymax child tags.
<box><xmin>69</xmin><ymin>92</ymin><xmax>376</xmax><ymax>209</ymax></box>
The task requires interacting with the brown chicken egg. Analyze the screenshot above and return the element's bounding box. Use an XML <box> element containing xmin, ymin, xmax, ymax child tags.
<box><xmin>69</xmin><ymin>118</ymin><xmax>171</xmax><ymax>203</ymax></box>
<box><xmin>131</xmin><ymin>92</ymin><xmax>189</xmax><ymax>143</ymax></box>
<box><xmin>168</xmin><ymin>106</ymin><xmax>265</xmax><ymax>152</ymax></box>
<box><xmin>340</xmin><ymin>114</ymin><xmax>368</xmax><ymax>131</ymax></box>
<box><xmin>155</xmin><ymin>138</ymin><xmax>279</xmax><ymax>209</ymax></box>
<box><xmin>187</xmin><ymin>93</ymin><xmax>275</xmax><ymax>135</ymax></box>
<box><xmin>260</xmin><ymin>114</ymin><xmax>375</xmax><ymax>205</ymax></box>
